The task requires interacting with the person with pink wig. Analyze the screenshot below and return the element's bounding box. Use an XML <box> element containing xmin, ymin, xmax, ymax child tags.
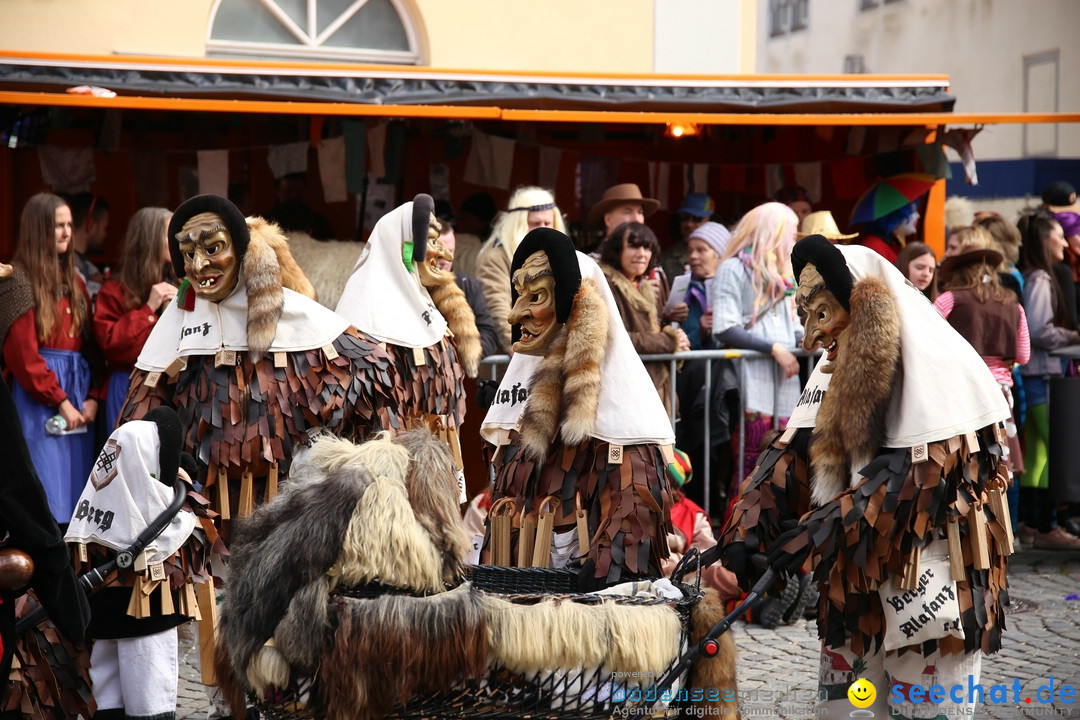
<box><xmin>709</xmin><ymin>202</ymin><xmax>803</xmax><ymax>487</ymax></box>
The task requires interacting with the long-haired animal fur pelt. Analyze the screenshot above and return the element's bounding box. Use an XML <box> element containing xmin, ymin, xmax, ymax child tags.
<box><xmin>518</xmin><ymin>278</ymin><xmax>608</xmax><ymax>461</ymax></box>
<box><xmin>214</xmin><ymin>437</ymin><xmax>376</xmax><ymax>716</ymax></box>
<box><xmin>319</xmin><ymin>584</ymin><xmax>488</xmax><ymax>720</ymax></box>
<box><xmin>427</xmin><ymin>274</ymin><xmax>482</xmax><ymax>378</ymax></box>
<box><xmin>811</xmin><ymin>275</ymin><xmax>901</xmax><ymax>506</ymax></box>
<box><xmin>243</xmin><ymin>216</ymin><xmax>318</xmax><ymax>359</ymax></box>
<box><xmin>687</xmin><ymin>589</ymin><xmax>740</xmax><ymax>719</ymax></box>
<box><xmin>482</xmin><ymin>594</ymin><xmax>680</xmax><ymax>679</ymax></box>
<box><xmin>332</xmin><ymin>435</ymin><xmax>448</xmax><ymax>592</ymax></box>
<box><xmin>395</xmin><ymin>429</ymin><xmax>472</xmax><ymax>582</ymax></box>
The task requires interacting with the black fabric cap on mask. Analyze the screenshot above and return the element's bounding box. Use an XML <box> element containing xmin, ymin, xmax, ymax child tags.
<box><xmin>509</xmin><ymin>228</ymin><xmax>581</xmax><ymax>343</ymax></box>
<box><xmin>412</xmin><ymin>194</ymin><xmax>434</xmax><ymax>266</ymax></box>
<box><xmin>790</xmin><ymin>233</ymin><xmax>853</xmax><ymax>312</ymax></box>
<box><xmin>168</xmin><ymin>195</ymin><xmax>249</xmax><ymax>280</ymax></box>
<box><xmin>144</xmin><ymin>406</ymin><xmax>183</xmax><ymax>487</ymax></box>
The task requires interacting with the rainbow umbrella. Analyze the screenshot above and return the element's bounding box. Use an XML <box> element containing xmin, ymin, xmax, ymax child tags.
<box><xmin>849</xmin><ymin>173</ymin><xmax>936</xmax><ymax>225</ymax></box>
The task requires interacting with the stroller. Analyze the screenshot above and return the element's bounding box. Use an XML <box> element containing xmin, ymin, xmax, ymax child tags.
<box><xmin>254</xmin><ymin>552</ymin><xmax>777</xmax><ymax>720</ymax></box>
<box><xmin>212</xmin><ymin>431</ymin><xmax>779</xmax><ymax>720</ymax></box>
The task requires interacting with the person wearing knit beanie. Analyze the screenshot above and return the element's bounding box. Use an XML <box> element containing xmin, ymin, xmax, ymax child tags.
<box><xmin>688</xmin><ymin>222</ymin><xmax>732</xmax><ymax>259</ymax></box>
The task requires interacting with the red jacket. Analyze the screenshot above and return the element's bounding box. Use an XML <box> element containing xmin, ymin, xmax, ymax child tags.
<box><xmin>93</xmin><ymin>279</ymin><xmax>160</xmax><ymax>373</ymax></box>
<box><xmin>3</xmin><ymin>279</ymin><xmax>103</xmax><ymax>407</ymax></box>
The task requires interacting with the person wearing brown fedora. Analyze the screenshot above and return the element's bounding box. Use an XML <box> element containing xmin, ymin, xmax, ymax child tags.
<box><xmin>796</xmin><ymin>211</ymin><xmax>858</xmax><ymax>244</ymax></box>
<box><xmin>587</xmin><ymin>183</ymin><xmax>660</xmax><ymax>239</ymax></box>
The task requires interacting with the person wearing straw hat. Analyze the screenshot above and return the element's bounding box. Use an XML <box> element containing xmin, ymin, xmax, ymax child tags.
<box><xmin>796</xmin><ymin>210</ymin><xmax>858</xmax><ymax>244</ymax></box>
<box><xmin>934</xmin><ymin>226</ymin><xmax>1030</xmax><ymax>512</ymax></box>
<box><xmin>587</xmin><ymin>182</ymin><xmax>660</xmax><ymax>240</ymax></box>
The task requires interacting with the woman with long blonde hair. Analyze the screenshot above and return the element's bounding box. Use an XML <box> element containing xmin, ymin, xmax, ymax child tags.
<box><xmin>710</xmin><ymin>202</ymin><xmax>802</xmax><ymax>489</ymax></box>
<box><xmin>94</xmin><ymin>207</ymin><xmax>176</xmax><ymax>431</ymax></box>
<box><xmin>475</xmin><ymin>186</ymin><xmax>566</xmax><ymax>352</ymax></box>
<box><xmin>2</xmin><ymin>192</ymin><xmax>101</xmax><ymax>522</ymax></box>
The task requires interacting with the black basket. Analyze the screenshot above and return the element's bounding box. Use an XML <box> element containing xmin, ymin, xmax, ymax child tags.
<box><xmin>254</xmin><ymin>566</ymin><xmax>701</xmax><ymax>720</ymax></box>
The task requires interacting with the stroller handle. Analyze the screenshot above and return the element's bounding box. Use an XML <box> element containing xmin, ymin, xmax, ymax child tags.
<box><xmin>16</xmin><ymin>477</ymin><xmax>189</xmax><ymax>635</ymax></box>
<box><xmin>650</xmin><ymin>566</ymin><xmax>779</xmax><ymax>705</ymax></box>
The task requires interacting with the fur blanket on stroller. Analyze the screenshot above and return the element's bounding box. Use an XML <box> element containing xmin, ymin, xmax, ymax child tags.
<box><xmin>214</xmin><ymin>431</ymin><xmax>739</xmax><ymax>720</ymax></box>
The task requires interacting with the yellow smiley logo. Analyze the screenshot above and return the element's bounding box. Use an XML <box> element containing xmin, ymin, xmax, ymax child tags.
<box><xmin>847</xmin><ymin>678</ymin><xmax>876</xmax><ymax>709</ymax></box>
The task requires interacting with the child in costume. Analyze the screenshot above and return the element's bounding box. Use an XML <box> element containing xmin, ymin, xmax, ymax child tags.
<box><xmin>722</xmin><ymin>236</ymin><xmax>1012</xmax><ymax>719</ymax></box>
<box><xmin>65</xmin><ymin>407</ymin><xmax>224</xmax><ymax>720</ymax></box>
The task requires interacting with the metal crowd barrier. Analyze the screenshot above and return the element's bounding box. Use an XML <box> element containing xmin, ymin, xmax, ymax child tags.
<box><xmin>479</xmin><ymin>348</ymin><xmax>822</xmax><ymax>517</ymax></box>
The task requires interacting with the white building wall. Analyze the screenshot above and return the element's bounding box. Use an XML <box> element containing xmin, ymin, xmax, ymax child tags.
<box><xmin>654</xmin><ymin>0</ymin><xmax>756</xmax><ymax>73</ymax></box>
<box><xmin>757</xmin><ymin>0</ymin><xmax>1080</xmax><ymax>161</ymax></box>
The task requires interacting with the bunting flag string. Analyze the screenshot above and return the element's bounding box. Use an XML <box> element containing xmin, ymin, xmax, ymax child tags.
<box><xmin>27</xmin><ymin>121</ymin><xmax>954</xmax><ymax>217</ymax></box>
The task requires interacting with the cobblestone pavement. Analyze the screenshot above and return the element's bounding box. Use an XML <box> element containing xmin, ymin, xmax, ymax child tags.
<box><xmin>174</xmin><ymin>548</ymin><xmax>1080</xmax><ymax>719</ymax></box>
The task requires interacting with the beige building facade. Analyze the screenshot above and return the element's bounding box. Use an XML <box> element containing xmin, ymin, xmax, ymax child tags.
<box><xmin>758</xmin><ymin>0</ymin><xmax>1080</xmax><ymax>204</ymax></box>
<box><xmin>0</xmin><ymin>0</ymin><xmax>757</xmax><ymax>75</ymax></box>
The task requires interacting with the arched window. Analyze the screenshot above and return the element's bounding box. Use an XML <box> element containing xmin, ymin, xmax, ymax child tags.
<box><xmin>207</xmin><ymin>0</ymin><xmax>422</xmax><ymax>64</ymax></box>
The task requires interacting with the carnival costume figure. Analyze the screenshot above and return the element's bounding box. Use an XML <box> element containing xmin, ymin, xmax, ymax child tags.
<box><xmin>335</xmin><ymin>195</ymin><xmax>482</xmax><ymax>502</ymax></box>
<box><xmin>480</xmin><ymin>228</ymin><xmax>677</xmax><ymax>587</ymax></box>
<box><xmin>721</xmin><ymin>236</ymin><xmax>1013</xmax><ymax>719</ymax></box>
<box><xmin>64</xmin><ymin>406</ymin><xmax>226</xmax><ymax>720</ymax></box>
<box><xmin>118</xmin><ymin>194</ymin><xmax>402</xmax><ymax>521</ymax></box>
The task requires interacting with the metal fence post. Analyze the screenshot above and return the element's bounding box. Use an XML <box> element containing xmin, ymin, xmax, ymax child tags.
<box><xmin>702</xmin><ymin>357</ymin><xmax>712</xmax><ymax>516</ymax></box>
<box><xmin>669</xmin><ymin>357</ymin><xmax>678</xmax><ymax>430</ymax></box>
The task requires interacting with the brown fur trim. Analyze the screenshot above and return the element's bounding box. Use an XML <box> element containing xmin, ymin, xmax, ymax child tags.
<box><xmin>601</xmin><ymin>263</ymin><xmax>658</xmax><ymax>327</ymax></box>
<box><xmin>320</xmin><ymin>585</ymin><xmax>488</xmax><ymax>720</ymax></box>
<box><xmin>214</xmin><ymin>641</ymin><xmax>250</xmax><ymax>720</ymax></box>
<box><xmin>811</xmin><ymin>275</ymin><xmax>901</xmax><ymax>506</ymax></box>
<box><xmin>428</xmin><ymin>275</ymin><xmax>482</xmax><ymax>378</ymax></box>
<box><xmin>248</xmin><ymin>217</ymin><xmax>317</xmax><ymax>299</ymax></box>
<box><xmin>394</xmin><ymin>429</ymin><xmax>472</xmax><ymax>583</ymax></box>
<box><xmin>559</xmin><ymin>278</ymin><xmax>608</xmax><ymax>446</ymax></box>
<box><xmin>242</xmin><ymin>221</ymin><xmax>284</xmax><ymax>361</ymax></box>
<box><xmin>687</xmin><ymin>589</ymin><xmax>740</xmax><ymax>719</ymax></box>
<box><xmin>518</xmin><ymin>324</ymin><xmax>568</xmax><ymax>462</ymax></box>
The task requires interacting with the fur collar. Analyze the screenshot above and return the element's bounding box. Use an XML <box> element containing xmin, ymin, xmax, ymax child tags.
<box><xmin>810</xmin><ymin>274</ymin><xmax>901</xmax><ymax>506</ymax></box>
<box><xmin>243</xmin><ymin>217</ymin><xmax>317</xmax><ymax>359</ymax></box>
<box><xmin>601</xmin><ymin>263</ymin><xmax>658</xmax><ymax>326</ymax></box>
<box><xmin>426</xmin><ymin>273</ymin><xmax>482</xmax><ymax>378</ymax></box>
<box><xmin>519</xmin><ymin>278</ymin><xmax>608</xmax><ymax>461</ymax></box>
